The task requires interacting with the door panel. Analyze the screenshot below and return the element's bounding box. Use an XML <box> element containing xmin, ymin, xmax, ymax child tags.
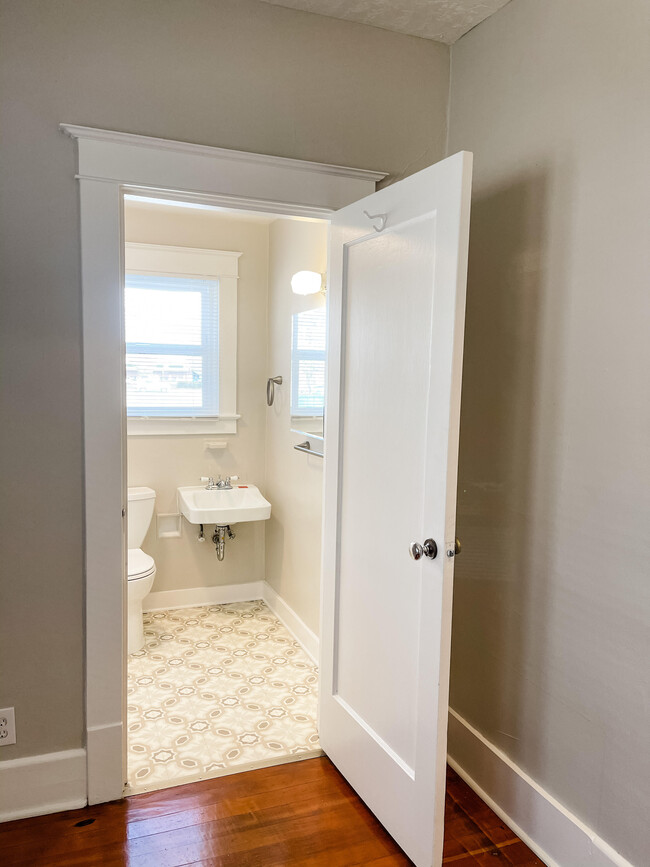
<box><xmin>336</xmin><ymin>217</ymin><xmax>437</xmax><ymax>771</ymax></box>
<box><xmin>320</xmin><ymin>152</ymin><xmax>473</xmax><ymax>867</ymax></box>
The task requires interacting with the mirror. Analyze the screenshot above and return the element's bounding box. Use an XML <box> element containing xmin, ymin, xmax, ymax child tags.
<box><xmin>290</xmin><ymin>306</ymin><xmax>326</xmax><ymax>440</ymax></box>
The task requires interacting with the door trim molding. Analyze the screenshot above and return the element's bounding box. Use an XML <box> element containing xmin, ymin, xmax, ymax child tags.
<box><xmin>62</xmin><ymin>123</ymin><xmax>382</xmax><ymax>804</ymax></box>
<box><xmin>60</xmin><ymin>124</ymin><xmax>387</xmax><ymax>183</ymax></box>
<box><xmin>447</xmin><ymin>709</ymin><xmax>633</xmax><ymax>867</ymax></box>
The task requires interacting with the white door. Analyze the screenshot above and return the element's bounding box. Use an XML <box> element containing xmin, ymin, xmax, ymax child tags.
<box><xmin>320</xmin><ymin>151</ymin><xmax>473</xmax><ymax>867</ymax></box>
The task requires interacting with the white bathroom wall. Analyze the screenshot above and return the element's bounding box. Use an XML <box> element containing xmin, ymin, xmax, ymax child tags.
<box><xmin>125</xmin><ymin>201</ymin><xmax>270</xmax><ymax>591</ymax></box>
<box><xmin>265</xmin><ymin>220</ymin><xmax>328</xmax><ymax>636</ymax></box>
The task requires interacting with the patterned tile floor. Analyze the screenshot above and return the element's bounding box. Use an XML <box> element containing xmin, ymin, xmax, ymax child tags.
<box><xmin>126</xmin><ymin>601</ymin><xmax>321</xmax><ymax>794</ymax></box>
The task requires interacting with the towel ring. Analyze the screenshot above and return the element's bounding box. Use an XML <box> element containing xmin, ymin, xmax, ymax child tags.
<box><xmin>267</xmin><ymin>376</ymin><xmax>283</xmax><ymax>406</ymax></box>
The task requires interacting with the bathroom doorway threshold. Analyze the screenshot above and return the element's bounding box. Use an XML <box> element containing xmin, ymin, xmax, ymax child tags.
<box><xmin>125</xmin><ymin>750</ymin><xmax>324</xmax><ymax>797</ymax></box>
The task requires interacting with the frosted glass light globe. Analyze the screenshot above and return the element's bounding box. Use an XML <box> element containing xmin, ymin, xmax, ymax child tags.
<box><xmin>291</xmin><ymin>270</ymin><xmax>323</xmax><ymax>295</ymax></box>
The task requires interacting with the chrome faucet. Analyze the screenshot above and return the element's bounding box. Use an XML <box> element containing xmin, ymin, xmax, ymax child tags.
<box><xmin>200</xmin><ymin>475</ymin><xmax>239</xmax><ymax>490</ymax></box>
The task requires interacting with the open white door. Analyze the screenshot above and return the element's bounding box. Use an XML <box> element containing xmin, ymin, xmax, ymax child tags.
<box><xmin>320</xmin><ymin>151</ymin><xmax>473</xmax><ymax>867</ymax></box>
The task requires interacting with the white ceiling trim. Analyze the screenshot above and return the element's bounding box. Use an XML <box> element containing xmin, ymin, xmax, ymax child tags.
<box><xmin>257</xmin><ymin>0</ymin><xmax>512</xmax><ymax>44</ymax></box>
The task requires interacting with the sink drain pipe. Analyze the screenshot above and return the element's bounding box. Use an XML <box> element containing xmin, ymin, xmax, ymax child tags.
<box><xmin>212</xmin><ymin>524</ymin><xmax>236</xmax><ymax>560</ymax></box>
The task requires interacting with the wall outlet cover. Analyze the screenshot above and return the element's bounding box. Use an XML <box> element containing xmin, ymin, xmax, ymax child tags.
<box><xmin>0</xmin><ymin>707</ymin><xmax>16</xmax><ymax>746</ymax></box>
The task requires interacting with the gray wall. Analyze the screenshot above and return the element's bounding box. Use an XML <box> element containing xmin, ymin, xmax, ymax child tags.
<box><xmin>447</xmin><ymin>1</ymin><xmax>650</xmax><ymax>862</ymax></box>
<box><xmin>0</xmin><ymin>0</ymin><xmax>449</xmax><ymax>760</ymax></box>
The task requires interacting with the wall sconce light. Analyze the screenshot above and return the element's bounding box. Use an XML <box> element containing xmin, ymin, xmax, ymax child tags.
<box><xmin>291</xmin><ymin>270</ymin><xmax>325</xmax><ymax>296</ymax></box>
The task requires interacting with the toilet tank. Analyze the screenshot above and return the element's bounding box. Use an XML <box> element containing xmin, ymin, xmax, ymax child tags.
<box><xmin>127</xmin><ymin>487</ymin><xmax>156</xmax><ymax>548</ymax></box>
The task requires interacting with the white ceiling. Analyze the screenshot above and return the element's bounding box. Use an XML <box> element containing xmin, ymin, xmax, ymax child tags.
<box><xmin>257</xmin><ymin>0</ymin><xmax>512</xmax><ymax>44</ymax></box>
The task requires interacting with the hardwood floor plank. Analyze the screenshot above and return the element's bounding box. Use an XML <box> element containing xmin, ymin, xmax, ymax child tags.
<box><xmin>125</xmin><ymin>803</ymin><xmax>387</xmax><ymax>865</ymax></box>
<box><xmin>445</xmin><ymin>767</ymin><xmax>515</xmax><ymax>847</ymax></box>
<box><xmin>358</xmin><ymin>857</ymin><xmax>413</xmax><ymax>866</ymax></box>
<box><xmin>0</xmin><ymin>761</ymin><xmax>344</xmax><ymax>856</ymax></box>
<box><xmin>442</xmin><ymin>797</ymin><xmax>498</xmax><ymax>858</ymax></box>
<box><xmin>124</xmin><ymin>758</ymin><xmax>336</xmax><ymax>821</ymax></box>
<box><xmin>4</xmin><ymin>776</ymin><xmax>350</xmax><ymax>859</ymax></box>
<box><xmin>0</xmin><ymin>758</ymin><xmax>544</xmax><ymax>867</ymax></box>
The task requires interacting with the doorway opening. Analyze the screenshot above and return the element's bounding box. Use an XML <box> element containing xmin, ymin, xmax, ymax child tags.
<box><xmin>122</xmin><ymin>194</ymin><xmax>328</xmax><ymax>794</ymax></box>
<box><xmin>69</xmin><ymin>124</ymin><xmax>473</xmax><ymax>866</ymax></box>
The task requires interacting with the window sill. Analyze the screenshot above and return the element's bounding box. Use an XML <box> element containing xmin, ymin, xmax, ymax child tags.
<box><xmin>127</xmin><ymin>416</ymin><xmax>239</xmax><ymax>436</ymax></box>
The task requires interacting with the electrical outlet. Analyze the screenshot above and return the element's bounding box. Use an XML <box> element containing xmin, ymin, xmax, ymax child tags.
<box><xmin>0</xmin><ymin>708</ymin><xmax>16</xmax><ymax>746</ymax></box>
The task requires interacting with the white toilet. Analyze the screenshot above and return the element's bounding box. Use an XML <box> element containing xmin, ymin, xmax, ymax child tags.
<box><xmin>127</xmin><ymin>486</ymin><xmax>157</xmax><ymax>654</ymax></box>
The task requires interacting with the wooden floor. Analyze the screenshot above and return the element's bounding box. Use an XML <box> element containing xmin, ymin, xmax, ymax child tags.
<box><xmin>0</xmin><ymin>758</ymin><xmax>544</xmax><ymax>866</ymax></box>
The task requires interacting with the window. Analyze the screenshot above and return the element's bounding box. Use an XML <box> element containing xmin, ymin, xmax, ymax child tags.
<box><xmin>125</xmin><ymin>274</ymin><xmax>219</xmax><ymax>417</ymax></box>
<box><xmin>124</xmin><ymin>243</ymin><xmax>240</xmax><ymax>435</ymax></box>
<box><xmin>290</xmin><ymin>307</ymin><xmax>326</xmax><ymax>418</ymax></box>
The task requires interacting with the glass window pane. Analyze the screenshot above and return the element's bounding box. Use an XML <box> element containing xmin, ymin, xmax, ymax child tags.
<box><xmin>295</xmin><ymin>309</ymin><xmax>326</xmax><ymax>350</ymax></box>
<box><xmin>124</xmin><ymin>273</ymin><xmax>219</xmax><ymax>417</ymax></box>
<box><xmin>291</xmin><ymin>307</ymin><xmax>326</xmax><ymax>418</ymax></box>
<box><xmin>126</xmin><ymin>354</ymin><xmax>204</xmax><ymax>409</ymax></box>
<box><xmin>125</xmin><ymin>287</ymin><xmax>202</xmax><ymax>345</ymax></box>
<box><xmin>297</xmin><ymin>359</ymin><xmax>325</xmax><ymax>410</ymax></box>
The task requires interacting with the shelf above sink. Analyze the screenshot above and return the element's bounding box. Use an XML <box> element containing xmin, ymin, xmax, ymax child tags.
<box><xmin>177</xmin><ymin>484</ymin><xmax>271</xmax><ymax>525</ymax></box>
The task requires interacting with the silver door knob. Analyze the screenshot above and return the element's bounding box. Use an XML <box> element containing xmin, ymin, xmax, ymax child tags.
<box><xmin>409</xmin><ymin>539</ymin><xmax>438</xmax><ymax>560</ymax></box>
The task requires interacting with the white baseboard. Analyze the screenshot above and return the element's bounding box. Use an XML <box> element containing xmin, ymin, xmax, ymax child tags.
<box><xmin>0</xmin><ymin>749</ymin><xmax>87</xmax><ymax>823</ymax></box>
<box><xmin>447</xmin><ymin>709</ymin><xmax>633</xmax><ymax>867</ymax></box>
<box><xmin>143</xmin><ymin>580</ymin><xmax>264</xmax><ymax>612</ymax></box>
<box><xmin>261</xmin><ymin>581</ymin><xmax>319</xmax><ymax>663</ymax></box>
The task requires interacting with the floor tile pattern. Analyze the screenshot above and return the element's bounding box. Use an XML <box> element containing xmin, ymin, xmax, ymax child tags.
<box><xmin>127</xmin><ymin>601</ymin><xmax>320</xmax><ymax>793</ymax></box>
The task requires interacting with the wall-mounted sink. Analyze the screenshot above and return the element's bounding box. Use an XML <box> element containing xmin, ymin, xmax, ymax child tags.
<box><xmin>177</xmin><ymin>484</ymin><xmax>271</xmax><ymax>525</ymax></box>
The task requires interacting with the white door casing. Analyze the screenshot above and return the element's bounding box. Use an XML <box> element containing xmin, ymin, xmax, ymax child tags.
<box><xmin>61</xmin><ymin>123</ymin><xmax>385</xmax><ymax>804</ymax></box>
<box><xmin>320</xmin><ymin>152</ymin><xmax>473</xmax><ymax>867</ymax></box>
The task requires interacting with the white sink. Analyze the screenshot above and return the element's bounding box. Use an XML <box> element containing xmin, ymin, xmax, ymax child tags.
<box><xmin>177</xmin><ymin>484</ymin><xmax>271</xmax><ymax>525</ymax></box>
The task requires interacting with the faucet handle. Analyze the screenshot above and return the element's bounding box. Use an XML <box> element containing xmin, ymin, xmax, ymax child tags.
<box><xmin>227</xmin><ymin>475</ymin><xmax>239</xmax><ymax>483</ymax></box>
<box><xmin>200</xmin><ymin>476</ymin><xmax>215</xmax><ymax>488</ymax></box>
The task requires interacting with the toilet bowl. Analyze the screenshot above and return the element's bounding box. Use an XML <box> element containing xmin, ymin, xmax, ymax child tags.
<box><xmin>127</xmin><ymin>486</ymin><xmax>157</xmax><ymax>654</ymax></box>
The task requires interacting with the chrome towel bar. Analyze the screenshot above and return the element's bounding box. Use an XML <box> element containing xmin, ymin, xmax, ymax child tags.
<box><xmin>294</xmin><ymin>440</ymin><xmax>323</xmax><ymax>458</ymax></box>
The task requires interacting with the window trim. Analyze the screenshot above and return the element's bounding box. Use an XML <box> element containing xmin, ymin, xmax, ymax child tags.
<box><xmin>124</xmin><ymin>242</ymin><xmax>240</xmax><ymax>435</ymax></box>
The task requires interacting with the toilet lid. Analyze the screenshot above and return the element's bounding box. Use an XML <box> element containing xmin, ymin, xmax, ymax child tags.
<box><xmin>128</xmin><ymin>549</ymin><xmax>155</xmax><ymax>580</ymax></box>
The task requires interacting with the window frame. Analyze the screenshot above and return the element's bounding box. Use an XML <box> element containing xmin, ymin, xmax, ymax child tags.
<box><xmin>124</xmin><ymin>242</ymin><xmax>240</xmax><ymax>435</ymax></box>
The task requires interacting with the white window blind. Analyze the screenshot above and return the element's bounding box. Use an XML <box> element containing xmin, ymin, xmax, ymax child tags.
<box><xmin>291</xmin><ymin>307</ymin><xmax>326</xmax><ymax>417</ymax></box>
<box><xmin>125</xmin><ymin>273</ymin><xmax>219</xmax><ymax>417</ymax></box>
